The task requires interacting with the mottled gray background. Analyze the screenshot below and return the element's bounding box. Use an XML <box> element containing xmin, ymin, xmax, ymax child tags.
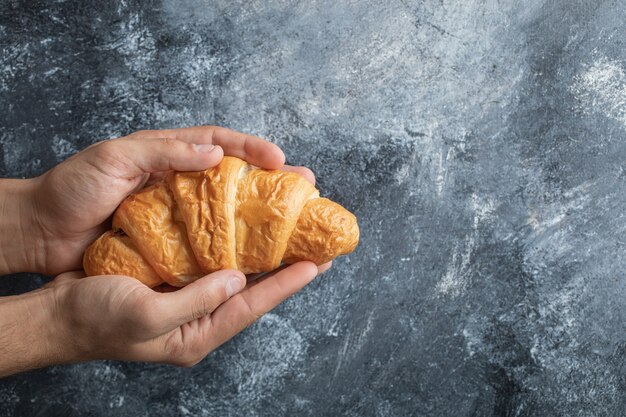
<box><xmin>1</xmin><ymin>0</ymin><xmax>626</xmax><ymax>415</ymax></box>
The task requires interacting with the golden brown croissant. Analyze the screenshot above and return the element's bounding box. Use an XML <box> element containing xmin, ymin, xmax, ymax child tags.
<box><xmin>83</xmin><ymin>156</ymin><xmax>359</xmax><ymax>287</ymax></box>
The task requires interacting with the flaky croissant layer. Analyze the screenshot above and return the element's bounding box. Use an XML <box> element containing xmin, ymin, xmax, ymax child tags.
<box><xmin>83</xmin><ymin>156</ymin><xmax>359</xmax><ymax>287</ymax></box>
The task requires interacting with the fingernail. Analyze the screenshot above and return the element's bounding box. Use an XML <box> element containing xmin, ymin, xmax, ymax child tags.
<box><xmin>194</xmin><ymin>143</ymin><xmax>216</xmax><ymax>153</ymax></box>
<box><xmin>226</xmin><ymin>274</ymin><xmax>245</xmax><ymax>297</ymax></box>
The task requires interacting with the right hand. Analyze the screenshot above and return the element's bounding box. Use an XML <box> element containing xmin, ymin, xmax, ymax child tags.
<box><xmin>47</xmin><ymin>261</ymin><xmax>331</xmax><ymax>366</ymax></box>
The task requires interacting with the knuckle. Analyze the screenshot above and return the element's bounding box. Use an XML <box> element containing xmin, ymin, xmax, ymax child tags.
<box><xmin>199</xmin><ymin>125</ymin><xmax>217</xmax><ymax>141</ymax></box>
<box><xmin>178</xmin><ymin>354</ymin><xmax>203</xmax><ymax>368</ymax></box>
<box><xmin>240</xmin><ymin>294</ymin><xmax>262</xmax><ymax>323</ymax></box>
<box><xmin>157</xmin><ymin>137</ymin><xmax>180</xmax><ymax>148</ymax></box>
<box><xmin>93</xmin><ymin>140</ymin><xmax>116</xmax><ymax>159</ymax></box>
<box><xmin>200</xmin><ymin>125</ymin><xmax>217</xmax><ymax>135</ymax></box>
<box><xmin>184</xmin><ymin>141</ymin><xmax>198</xmax><ymax>153</ymax></box>
<box><xmin>88</xmin><ymin>140</ymin><xmax>128</xmax><ymax>173</ymax></box>
<box><xmin>94</xmin><ymin>140</ymin><xmax>125</xmax><ymax>163</ymax></box>
<box><xmin>163</xmin><ymin>342</ymin><xmax>203</xmax><ymax>368</ymax></box>
<box><xmin>163</xmin><ymin>340</ymin><xmax>187</xmax><ymax>362</ymax></box>
<box><xmin>191</xmin><ymin>293</ymin><xmax>218</xmax><ymax>319</ymax></box>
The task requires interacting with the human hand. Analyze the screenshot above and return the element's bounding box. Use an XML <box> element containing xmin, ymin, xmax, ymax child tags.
<box><xmin>0</xmin><ymin>260</ymin><xmax>330</xmax><ymax>376</ymax></box>
<box><xmin>16</xmin><ymin>126</ymin><xmax>300</xmax><ymax>275</ymax></box>
<box><xmin>54</xmin><ymin>261</ymin><xmax>329</xmax><ymax>367</ymax></box>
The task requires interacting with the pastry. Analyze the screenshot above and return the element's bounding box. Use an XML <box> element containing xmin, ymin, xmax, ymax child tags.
<box><xmin>83</xmin><ymin>156</ymin><xmax>359</xmax><ymax>287</ymax></box>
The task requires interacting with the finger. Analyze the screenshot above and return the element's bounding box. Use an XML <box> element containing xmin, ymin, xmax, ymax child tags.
<box><xmin>317</xmin><ymin>261</ymin><xmax>332</xmax><ymax>274</ymax></box>
<box><xmin>210</xmin><ymin>126</ymin><xmax>285</xmax><ymax>169</ymax></box>
<box><xmin>205</xmin><ymin>261</ymin><xmax>319</xmax><ymax>350</ymax></box>
<box><xmin>55</xmin><ymin>271</ymin><xmax>86</xmax><ymax>281</ymax></box>
<box><xmin>90</xmin><ymin>136</ymin><xmax>224</xmax><ymax>178</ymax></box>
<box><xmin>154</xmin><ymin>269</ymin><xmax>246</xmax><ymax>330</ymax></box>
<box><xmin>147</xmin><ymin>165</ymin><xmax>314</xmax><ymax>191</ymax></box>
<box><xmin>130</xmin><ymin>126</ymin><xmax>285</xmax><ymax>170</ymax></box>
<box><xmin>281</xmin><ymin>165</ymin><xmax>316</xmax><ymax>185</ymax></box>
<box><xmin>245</xmin><ymin>260</ymin><xmax>331</xmax><ymax>290</ymax></box>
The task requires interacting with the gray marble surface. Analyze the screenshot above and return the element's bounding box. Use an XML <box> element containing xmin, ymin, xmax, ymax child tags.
<box><xmin>1</xmin><ymin>0</ymin><xmax>626</xmax><ymax>415</ymax></box>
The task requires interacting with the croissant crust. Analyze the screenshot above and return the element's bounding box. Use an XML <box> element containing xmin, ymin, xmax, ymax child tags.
<box><xmin>83</xmin><ymin>156</ymin><xmax>359</xmax><ymax>287</ymax></box>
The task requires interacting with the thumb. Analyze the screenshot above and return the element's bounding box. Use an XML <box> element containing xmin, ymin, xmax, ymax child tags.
<box><xmin>53</xmin><ymin>270</ymin><xmax>87</xmax><ymax>281</ymax></box>
<box><xmin>90</xmin><ymin>136</ymin><xmax>224</xmax><ymax>177</ymax></box>
<box><xmin>155</xmin><ymin>269</ymin><xmax>246</xmax><ymax>329</ymax></box>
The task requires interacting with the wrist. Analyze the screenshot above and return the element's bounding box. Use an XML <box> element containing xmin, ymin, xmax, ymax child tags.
<box><xmin>0</xmin><ymin>287</ymin><xmax>77</xmax><ymax>377</ymax></box>
<box><xmin>49</xmin><ymin>282</ymin><xmax>100</xmax><ymax>363</ymax></box>
<box><xmin>0</xmin><ymin>178</ymin><xmax>46</xmax><ymax>275</ymax></box>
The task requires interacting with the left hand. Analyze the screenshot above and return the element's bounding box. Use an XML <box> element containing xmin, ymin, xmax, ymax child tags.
<box><xmin>0</xmin><ymin>260</ymin><xmax>331</xmax><ymax>377</ymax></box>
<box><xmin>47</xmin><ymin>261</ymin><xmax>329</xmax><ymax>367</ymax></box>
<box><xmin>21</xmin><ymin>126</ymin><xmax>287</xmax><ymax>275</ymax></box>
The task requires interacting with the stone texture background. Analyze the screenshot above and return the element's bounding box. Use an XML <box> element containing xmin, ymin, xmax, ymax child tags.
<box><xmin>1</xmin><ymin>0</ymin><xmax>626</xmax><ymax>415</ymax></box>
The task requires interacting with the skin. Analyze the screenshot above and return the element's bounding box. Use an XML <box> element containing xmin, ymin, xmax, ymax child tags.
<box><xmin>0</xmin><ymin>126</ymin><xmax>331</xmax><ymax>377</ymax></box>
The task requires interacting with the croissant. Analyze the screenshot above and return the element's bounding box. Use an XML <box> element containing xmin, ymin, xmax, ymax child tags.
<box><xmin>82</xmin><ymin>156</ymin><xmax>360</xmax><ymax>287</ymax></box>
